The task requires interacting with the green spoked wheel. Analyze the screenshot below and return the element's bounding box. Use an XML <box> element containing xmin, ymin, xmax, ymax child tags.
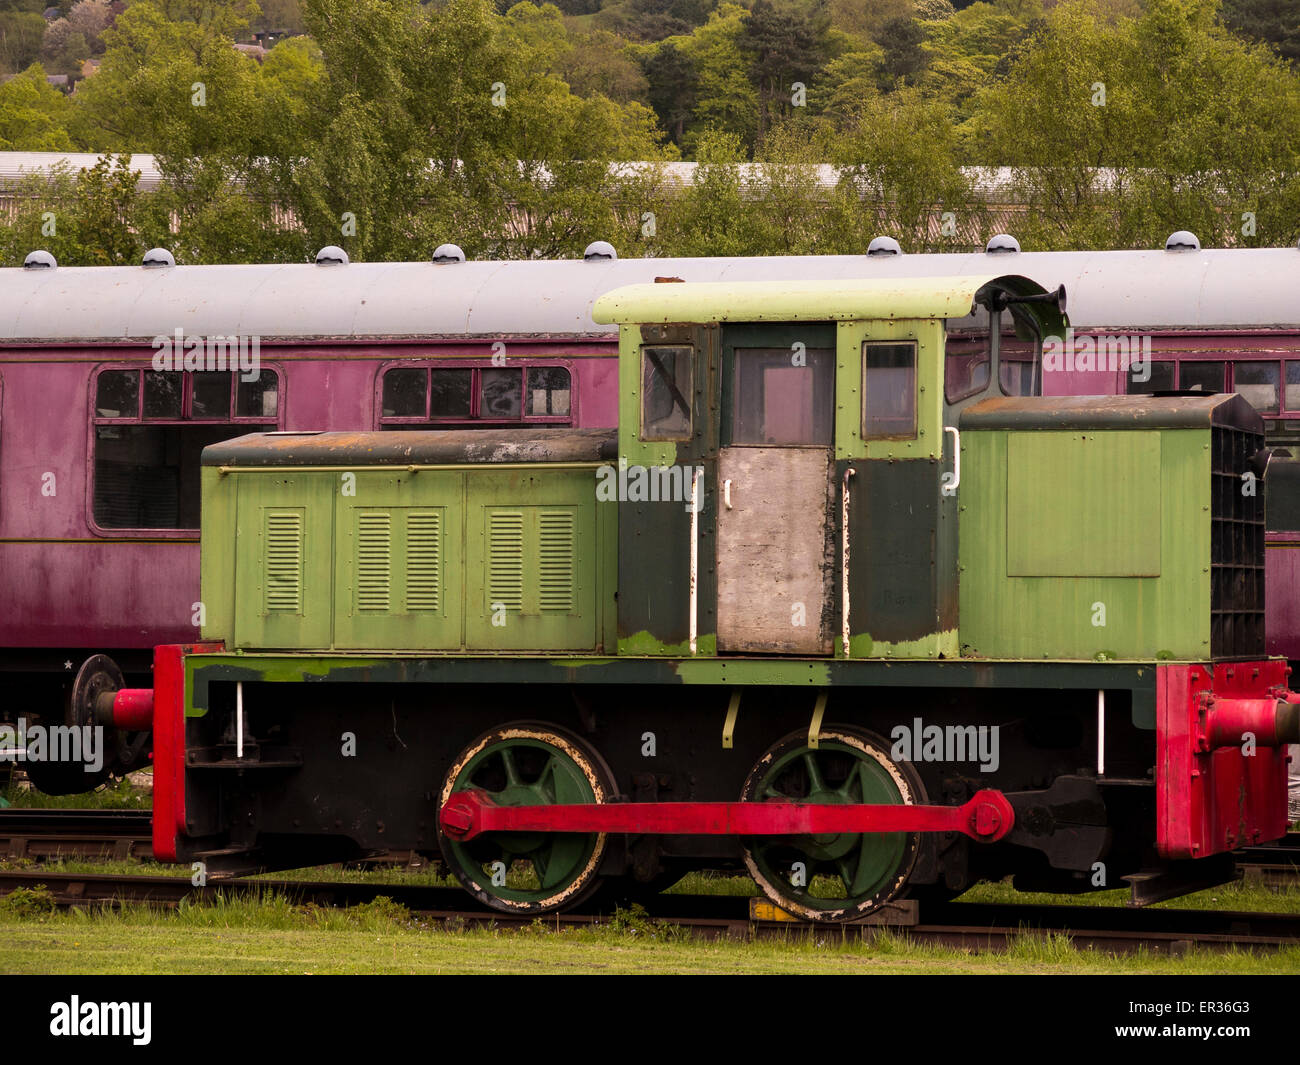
<box><xmin>437</xmin><ymin>722</ymin><xmax>613</xmax><ymax>914</ymax></box>
<box><xmin>741</xmin><ymin>727</ymin><xmax>923</xmax><ymax>923</ymax></box>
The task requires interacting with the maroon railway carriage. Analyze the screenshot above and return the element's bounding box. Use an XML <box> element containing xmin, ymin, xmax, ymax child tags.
<box><xmin>4</xmin><ymin>239</ymin><xmax>1300</xmax><ymax>794</ymax></box>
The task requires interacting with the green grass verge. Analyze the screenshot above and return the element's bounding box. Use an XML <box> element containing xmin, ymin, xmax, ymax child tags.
<box><xmin>1</xmin><ymin>772</ymin><xmax>151</xmax><ymax>810</ymax></box>
<box><xmin>1</xmin><ymin>891</ymin><xmax>1298</xmax><ymax>974</ymax></box>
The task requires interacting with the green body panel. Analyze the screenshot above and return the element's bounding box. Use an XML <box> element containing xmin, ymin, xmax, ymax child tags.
<box><xmin>959</xmin><ymin>428</ymin><xmax>1211</xmax><ymax>659</ymax></box>
<box><xmin>334</xmin><ymin>471</ymin><xmax>463</xmax><ymax>649</ymax></box>
<box><xmin>234</xmin><ymin>470</ymin><xmax>336</xmax><ymax>649</ymax></box>
<box><xmin>203</xmin><ymin>464</ymin><xmax>616</xmax><ymax>653</ymax></box>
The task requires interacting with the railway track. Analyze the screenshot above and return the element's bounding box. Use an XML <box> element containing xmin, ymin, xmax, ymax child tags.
<box><xmin>0</xmin><ymin>808</ymin><xmax>153</xmax><ymax>862</ymax></box>
<box><xmin>5</xmin><ymin>808</ymin><xmax>1300</xmax><ymax>882</ymax></box>
<box><xmin>1</xmin><ymin>867</ymin><xmax>1298</xmax><ymax>955</ymax></box>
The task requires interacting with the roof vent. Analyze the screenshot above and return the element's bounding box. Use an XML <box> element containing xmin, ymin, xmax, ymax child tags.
<box><xmin>985</xmin><ymin>234</ymin><xmax>1020</xmax><ymax>254</ymax></box>
<box><xmin>143</xmin><ymin>247</ymin><xmax>175</xmax><ymax>268</ymax></box>
<box><xmin>1165</xmin><ymin>230</ymin><xmax>1200</xmax><ymax>251</ymax></box>
<box><xmin>315</xmin><ymin>245</ymin><xmax>349</xmax><ymax>266</ymax></box>
<box><xmin>433</xmin><ymin>243</ymin><xmax>466</xmax><ymax>264</ymax></box>
<box><xmin>583</xmin><ymin>240</ymin><xmax>617</xmax><ymax>261</ymax></box>
<box><xmin>866</xmin><ymin>236</ymin><xmax>902</xmax><ymax>257</ymax></box>
<box><xmin>23</xmin><ymin>249</ymin><xmax>56</xmax><ymax>270</ymax></box>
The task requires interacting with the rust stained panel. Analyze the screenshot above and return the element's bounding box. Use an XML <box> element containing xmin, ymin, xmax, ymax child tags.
<box><xmin>716</xmin><ymin>447</ymin><xmax>833</xmax><ymax>654</ymax></box>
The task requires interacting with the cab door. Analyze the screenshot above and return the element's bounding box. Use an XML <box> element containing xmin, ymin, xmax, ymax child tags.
<box><xmin>716</xmin><ymin>324</ymin><xmax>836</xmax><ymax>654</ymax></box>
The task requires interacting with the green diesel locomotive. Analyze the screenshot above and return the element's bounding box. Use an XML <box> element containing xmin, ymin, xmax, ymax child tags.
<box><xmin>98</xmin><ymin>272</ymin><xmax>1297</xmax><ymax>921</ymax></box>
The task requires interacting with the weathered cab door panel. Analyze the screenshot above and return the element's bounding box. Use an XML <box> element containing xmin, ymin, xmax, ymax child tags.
<box><xmin>717</xmin><ymin>446</ymin><xmax>833</xmax><ymax>653</ymax></box>
<box><xmin>716</xmin><ymin>323</ymin><xmax>836</xmax><ymax>655</ymax></box>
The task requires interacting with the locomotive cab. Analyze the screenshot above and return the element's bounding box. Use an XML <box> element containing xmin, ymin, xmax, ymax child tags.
<box><xmin>593</xmin><ymin>274</ymin><xmax>1068</xmax><ymax>660</ymax></box>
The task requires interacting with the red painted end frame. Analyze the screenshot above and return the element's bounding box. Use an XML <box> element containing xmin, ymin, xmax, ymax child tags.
<box><xmin>440</xmin><ymin>788</ymin><xmax>1014</xmax><ymax>843</ymax></box>
<box><xmin>1157</xmin><ymin>660</ymin><xmax>1293</xmax><ymax>859</ymax></box>
<box><xmin>151</xmin><ymin>642</ymin><xmax>224</xmax><ymax>862</ymax></box>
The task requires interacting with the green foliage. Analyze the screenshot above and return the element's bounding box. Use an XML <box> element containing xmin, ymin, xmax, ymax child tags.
<box><xmin>0</xmin><ymin>885</ymin><xmax>56</xmax><ymax>918</ymax></box>
<box><xmin>739</xmin><ymin>0</ymin><xmax>832</xmax><ymax>142</ymax></box>
<box><xmin>0</xmin><ymin>63</ymin><xmax>74</xmax><ymax>148</ymax></box>
<box><xmin>0</xmin><ymin>10</ymin><xmax>47</xmax><ymax>76</ymax></box>
<box><xmin>1220</xmin><ymin>0</ymin><xmax>1300</xmax><ymax>62</ymax></box>
<box><xmin>975</xmin><ymin>0</ymin><xmax>1300</xmax><ymax>249</ymax></box>
<box><xmin>678</xmin><ymin>3</ymin><xmax>759</xmax><ymax>150</ymax></box>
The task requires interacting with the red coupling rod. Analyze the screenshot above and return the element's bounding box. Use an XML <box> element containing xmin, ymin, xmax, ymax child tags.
<box><xmin>440</xmin><ymin>788</ymin><xmax>1015</xmax><ymax>844</ymax></box>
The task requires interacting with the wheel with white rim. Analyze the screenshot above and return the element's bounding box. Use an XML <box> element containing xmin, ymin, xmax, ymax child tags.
<box><xmin>741</xmin><ymin>726</ymin><xmax>924</xmax><ymax>923</ymax></box>
<box><xmin>437</xmin><ymin>721</ymin><xmax>614</xmax><ymax>914</ymax></box>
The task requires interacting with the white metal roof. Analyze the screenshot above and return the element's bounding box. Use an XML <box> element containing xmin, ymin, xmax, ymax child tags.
<box><xmin>1</xmin><ymin>248</ymin><xmax>1297</xmax><ymax>343</ymax></box>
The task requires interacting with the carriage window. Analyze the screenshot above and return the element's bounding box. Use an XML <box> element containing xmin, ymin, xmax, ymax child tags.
<box><xmin>92</xmin><ymin>367</ymin><xmax>279</xmax><ymax>530</ymax></box>
<box><xmin>527</xmin><ymin>367</ymin><xmax>571</xmax><ymax>416</ymax></box>
<box><xmin>1286</xmin><ymin>362</ymin><xmax>1300</xmax><ymax>411</ymax></box>
<box><xmin>862</xmin><ymin>342</ymin><xmax>917</xmax><ymax>439</ymax></box>
<box><xmin>379</xmin><ymin>365</ymin><xmax>572</xmax><ymax>428</ymax></box>
<box><xmin>1179</xmin><ymin>361</ymin><xmax>1226</xmax><ymax>393</ymax></box>
<box><xmin>382</xmin><ymin>368</ymin><xmax>427</xmax><ymax>417</ymax></box>
<box><xmin>480</xmin><ymin>368</ymin><xmax>521</xmax><ymax>419</ymax></box>
<box><xmin>944</xmin><ymin>332</ymin><xmax>989</xmax><ymax>403</ymax></box>
<box><xmin>1234</xmin><ymin>361</ymin><xmax>1280</xmax><ymax>413</ymax></box>
<box><xmin>730</xmin><ymin>346</ymin><xmax>834</xmax><ymax>446</ymax></box>
<box><xmin>641</xmin><ymin>346</ymin><xmax>693</xmax><ymax>441</ymax></box>
<box><xmin>1127</xmin><ymin>360</ymin><xmax>1176</xmax><ymax>394</ymax></box>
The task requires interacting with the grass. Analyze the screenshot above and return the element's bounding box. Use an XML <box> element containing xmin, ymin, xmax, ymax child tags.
<box><xmin>0</xmin><ymin>771</ymin><xmax>152</xmax><ymax>810</ymax></box>
<box><xmin>2</xmin><ymin>891</ymin><xmax>1298</xmax><ymax>974</ymax></box>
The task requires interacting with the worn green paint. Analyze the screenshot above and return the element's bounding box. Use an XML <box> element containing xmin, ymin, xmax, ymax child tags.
<box><xmin>618</xmin><ymin>631</ymin><xmax>716</xmax><ymax>657</ymax></box>
<box><xmin>593</xmin><ymin>275</ymin><xmax>1011</xmax><ymax>326</ymax></box>
<box><xmin>848</xmin><ymin>629</ymin><xmax>958</xmax><ymax>659</ymax></box>
<box><xmin>959</xmin><ymin>428</ymin><xmax>1211</xmax><ymax>659</ymax></box>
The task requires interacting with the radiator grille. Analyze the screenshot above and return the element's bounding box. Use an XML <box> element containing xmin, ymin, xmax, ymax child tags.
<box><xmin>487</xmin><ymin>511</ymin><xmax>525</xmax><ymax>610</ymax></box>
<box><xmin>538</xmin><ymin>510</ymin><xmax>576</xmax><ymax>612</ymax></box>
<box><xmin>264</xmin><ymin>511</ymin><xmax>303</xmax><ymax>613</ymax></box>
<box><xmin>356</xmin><ymin>513</ymin><xmax>392</xmax><ymax>612</ymax></box>
<box><xmin>1211</xmin><ymin>425</ymin><xmax>1265</xmax><ymax>657</ymax></box>
<box><xmin>406</xmin><ymin>511</ymin><xmax>442</xmax><ymax>612</ymax></box>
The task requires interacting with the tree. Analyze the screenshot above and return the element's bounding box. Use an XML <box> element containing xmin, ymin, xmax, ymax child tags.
<box><xmin>0</xmin><ymin>9</ymin><xmax>47</xmax><ymax>76</ymax></box>
<box><xmin>872</xmin><ymin>15</ymin><xmax>929</xmax><ymax>87</ymax></box>
<box><xmin>641</xmin><ymin>40</ymin><xmax>699</xmax><ymax>143</ymax></box>
<box><xmin>0</xmin><ymin>154</ymin><xmax>144</xmax><ymax>266</ymax></box>
<box><xmin>1220</xmin><ymin>0</ymin><xmax>1300</xmax><ymax>63</ymax></box>
<box><xmin>819</xmin><ymin>86</ymin><xmax>980</xmax><ymax>251</ymax></box>
<box><xmin>0</xmin><ymin>63</ymin><xmax>74</xmax><ymax>149</ymax></box>
<box><xmin>973</xmin><ymin>0</ymin><xmax>1300</xmax><ymax>249</ymax></box>
<box><xmin>559</xmin><ymin>29</ymin><xmax>651</xmax><ymax>103</ymax></box>
<box><xmin>739</xmin><ymin>0</ymin><xmax>829</xmax><ymax>144</ymax></box>
<box><xmin>679</xmin><ymin>3</ymin><xmax>759</xmax><ymax>151</ymax></box>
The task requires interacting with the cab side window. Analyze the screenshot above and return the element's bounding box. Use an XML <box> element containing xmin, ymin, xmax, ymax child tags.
<box><xmin>641</xmin><ymin>346</ymin><xmax>693</xmax><ymax>441</ymax></box>
<box><xmin>862</xmin><ymin>342</ymin><xmax>917</xmax><ymax>439</ymax></box>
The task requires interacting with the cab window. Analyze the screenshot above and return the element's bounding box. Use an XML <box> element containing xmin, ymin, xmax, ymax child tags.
<box><xmin>862</xmin><ymin>341</ymin><xmax>917</xmax><ymax>439</ymax></box>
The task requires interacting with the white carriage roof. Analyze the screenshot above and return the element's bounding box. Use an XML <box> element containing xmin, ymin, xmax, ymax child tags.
<box><xmin>1</xmin><ymin>248</ymin><xmax>1297</xmax><ymax>343</ymax></box>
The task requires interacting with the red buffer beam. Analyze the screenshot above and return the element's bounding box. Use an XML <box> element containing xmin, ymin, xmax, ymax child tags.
<box><xmin>440</xmin><ymin>789</ymin><xmax>1015</xmax><ymax>844</ymax></box>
